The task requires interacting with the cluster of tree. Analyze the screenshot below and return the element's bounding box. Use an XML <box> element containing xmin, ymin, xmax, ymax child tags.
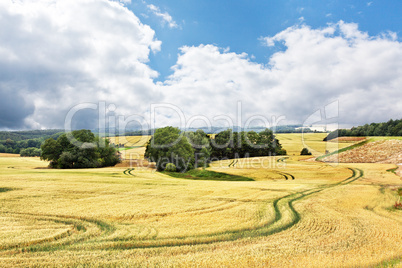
<box><xmin>144</xmin><ymin>127</ymin><xmax>286</xmax><ymax>172</ymax></box>
<box><xmin>122</xmin><ymin>130</ymin><xmax>153</xmax><ymax>136</ymax></box>
<box><xmin>20</xmin><ymin>147</ymin><xmax>42</xmax><ymax>157</ymax></box>
<box><xmin>0</xmin><ymin>138</ymin><xmax>43</xmax><ymax>154</ymax></box>
<box><xmin>41</xmin><ymin>129</ymin><xmax>121</xmax><ymax>169</ymax></box>
<box><xmin>0</xmin><ymin>130</ymin><xmax>64</xmax><ymax>154</ymax></box>
<box><xmin>144</xmin><ymin>127</ymin><xmax>199</xmax><ymax>172</ymax></box>
<box><xmin>324</xmin><ymin>119</ymin><xmax>402</xmax><ymax>141</ymax></box>
<box><xmin>0</xmin><ymin>129</ymin><xmax>63</xmax><ymax>141</ymax></box>
<box><xmin>210</xmin><ymin>129</ymin><xmax>286</xmax><ymax>159</ymax></box>
<box><xmin>273</xmin><ymin>125</ymin><xmax>315</xmax><ymax>133</ymax></box>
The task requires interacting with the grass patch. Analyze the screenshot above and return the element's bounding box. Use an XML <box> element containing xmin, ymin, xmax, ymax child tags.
<box><xmin>0</xmin><ymin>187</ymin><xmax>15</xmax><ymax>193</ymax></box>
<box><xmin>386</xmin><ymin>167</ymin><xmax>398</xmax><ymax>175</ymax></box>
<box><xmin>118</xmin><ymin>146</ymin><xmax>143</xmax><ymax>151</ymax></box>
<box><xmin>163</xmin><ymin>169</ymin><xmax>254</xmax><ymax>181</ymax></box>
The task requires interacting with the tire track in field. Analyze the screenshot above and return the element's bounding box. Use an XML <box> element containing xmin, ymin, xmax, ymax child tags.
<box><xmin>0</xmin><ymin>212</ymin><xmax>116</xmax><ymax>253</ymax></box>
<box><xmin>123</xmin><ymin>168</ymin><xmax>135</xmax><ymax>176</ymax></box>
<box><xmin>4</xmin><ymin>168</ymin><xmax>362</xmax><ymax>252</ymax></box>
<box><xmin>276</xmin><ymin>171</ymin><xmax>295</xmax><ymax>180</ymax></box>
<box><xmin>83</xmin><ymin>168</ymin><xmax>363</xmax><ymax>250</ymax></box>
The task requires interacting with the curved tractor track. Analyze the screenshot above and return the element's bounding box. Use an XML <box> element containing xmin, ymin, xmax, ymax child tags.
<box><xmin>0</xmin><ymin>168</ymin><xmax>363</xmax><ymax>252</ymax></box>
<box><xmin>0</xmin><ymin>212</ymin><xmax>115</xmax><ymax>254</ymax></box>
<box><xmin>85</xmin><ymin>168</ymin><xmax>364</xmax><ymax>250</ymax></box>
<box><xmin>123</xmin><ymin>168</ymin><xmax>135</xmax><ymax>176</ymax></box>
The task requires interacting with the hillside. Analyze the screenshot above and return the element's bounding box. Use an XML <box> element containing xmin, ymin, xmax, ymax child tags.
<box><xmin>321</xmin><ymin>139</ymin><xmax>402</xmax><ymax>164</ymax></box>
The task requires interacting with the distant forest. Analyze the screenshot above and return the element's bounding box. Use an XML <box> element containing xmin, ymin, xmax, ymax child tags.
<box><xmin>324</xmin><ymin>119</ymin><xmax>402</xmax><ymax>141</ymax></box>
<box><xmin>0</xmin><ymin>130</ymin><xmax>64</xmax><ymax>155</ymax></box>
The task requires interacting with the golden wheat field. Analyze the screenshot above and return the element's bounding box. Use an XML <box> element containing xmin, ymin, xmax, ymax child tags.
<box><xmin>108</xmin><ymin>135</ymin><xmax>151</xmax><ymax>147</ymax></box>
<box><xmin>275</xmin><ymin>133</ymin><xmax>357</xmax><ymax>156</ymax></box>
<box><xmin>0</xmin><ymin>134</ymin><xmax>401</xmax><ymax>267</ymax></box>
<box><xmin>107</xmin><ymin>135</ymin><xmax>151</xmax><ymax>160</ymax></box>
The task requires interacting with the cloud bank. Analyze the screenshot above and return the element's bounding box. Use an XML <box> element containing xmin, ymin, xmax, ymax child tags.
<box><xmin>0</xmin><ymin>0</ymin><xmax>160</xmax><ymax>130</ymax></box>
<box><xmin>163</xmin><ymin>21</ymin><xmax>402</xmax><ymax>127</ymax></box>
<box><xmin>0</xmin><ymin>1</ymin><xmax>401</xmax><ymax>130</ymax></box>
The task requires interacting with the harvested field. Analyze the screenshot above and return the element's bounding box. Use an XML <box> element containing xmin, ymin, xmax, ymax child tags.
<box><xmin>327</xmin><ymin>137</ymin><xmax>366</xmax><ymax>142</ymax></box>
<box><xmin>120</xmin><ymin>146</ymin><xmax>147</xmax><ymax>160</ymax></box>
<box><xmin>115</xmin><ymin>159</ymin><xmax>155</xmax><ymax>169</ymax></box>
<box><xmin>0</xmin><ymin>156</ymin><xmax>400</xmax><ymax>267</ymax></box>
<box><xmin>322</xmin><ymin>139</ymin><xmax>402</xmax><ymax>163</ymax></box>
<box><xmin>276</xmin><ymin>133</ymin><xmax>356</xmax><ymax>156</ymax></box>
<box><xmin>108</xmin><ymin>135</ymin><xmax>151</xmax><ymax>147</ymax></box>
<box><xmin>0</xmin><ymin>153</ymin><xmax>20</xmax><ymax>157</ymax></box>
<box><xmin>0</xmin><ymin>134</ymin><xmax>401</xmax><ymax>266</ymax></box>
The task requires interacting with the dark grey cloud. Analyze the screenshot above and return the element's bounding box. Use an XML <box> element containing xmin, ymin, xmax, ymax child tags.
<box><xmin>0</xmin><ymin>83</ymin><xmax>34</xmax><ymax>129</ymax></box>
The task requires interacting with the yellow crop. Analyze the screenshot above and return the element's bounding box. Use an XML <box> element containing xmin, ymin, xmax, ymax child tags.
<box><xmin>0</xmin><ymin>134</ymin><xmax>400</xmax><ymax>267</ymax></box>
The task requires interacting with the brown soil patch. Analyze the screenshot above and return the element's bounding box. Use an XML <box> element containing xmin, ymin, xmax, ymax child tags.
<box><xmin>115</xmin><ymin>159</ymin><xmax>156</xmax><ymax>169</ymax></box>
<box><xmin>322</xmin><ymin>140</ymin><xmax>402</xmax><ymax>163</ymax></box>
<box><xmin>0</xmin><ymin>153</ymin><xmax>20</xmax><ymax>157</ymax></box>
<box><xmin>327</xmin><ymin>137</ymin><xmax>366</xmax><ymax>142</ymax></box>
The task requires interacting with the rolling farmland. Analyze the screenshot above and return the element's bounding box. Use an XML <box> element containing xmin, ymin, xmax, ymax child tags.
<box><xmin>108</xmin><ymin>135</ymin><xmax>151</xmax><ymax>160</ymax></box>
<box><xmin>0</xmin><ymin>134</ymin><xmax>401</xmax><ymax>267</ymax></box>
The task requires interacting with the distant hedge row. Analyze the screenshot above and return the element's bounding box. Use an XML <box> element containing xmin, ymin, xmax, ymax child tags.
<box><xmin>324</xmin><ymin>119</ymin><xmax>402</xmax><ymax>141</ymax></box>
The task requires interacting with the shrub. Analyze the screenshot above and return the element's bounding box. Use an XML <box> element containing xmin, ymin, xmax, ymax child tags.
<box><xmin>300</xmin><ymin>148</ymin><xmax>312</xmax><ymax>155</ymax></box>
<box><xmin>165</xmin><ymin>163</ymin><xmax>177</xmax><ymax>172</ymax></box>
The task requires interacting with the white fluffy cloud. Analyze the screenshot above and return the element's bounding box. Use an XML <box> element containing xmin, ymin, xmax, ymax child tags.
<box><xmin>0</xmin><ymin>0</ymin><xmax>160</xmax><ymax>129</ymax></box>
<box><xmin>0</xmin><ymin>0</ymin><xmax>401</xmax><ymax>131</ymax></box>
<box><xmin>162</xmin><ymin>21</ymin><xmax>402</xmax><ymax>128</ymax></box>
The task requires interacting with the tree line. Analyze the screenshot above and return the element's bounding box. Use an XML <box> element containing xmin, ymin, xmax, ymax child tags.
<box><xmin>324</xmin><ymin>119</ymin><xmax>402</xmax><ymax>141</ymax></box>
<box><xmin>145</xmin><ymin>127</ymin><xmax>286</xmax><ymax>172</ymax></box>
<box><xmin>0</xmin><ymin>131</ymin><xmax>64</xmax><ymax>155</ymax></box>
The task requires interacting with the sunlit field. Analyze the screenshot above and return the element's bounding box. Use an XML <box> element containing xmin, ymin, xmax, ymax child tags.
<box><xmin>108</xmin><ymin>135</ymin><xmax>151</xmax><ymax>160</ymax></box>
<box><xmin>0</xmin><ymin>134</ymin><xmax>401</xmax><ymax>267</ymax></box>
<box><xmin>108</xmin><ymin>135</ymin><xmax>151</xmax><ymax>147</ymax></box>
<box><xmin>276</xmin><ymin>133</ymin><xmax>357</xmax><ymax>156</ymax></box>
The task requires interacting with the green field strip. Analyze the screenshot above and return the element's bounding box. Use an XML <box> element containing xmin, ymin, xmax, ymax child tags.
<box><xmin>276</xmin><ymin>157</ymin><xmax>289</xmax><ymax>163</ymax></box>
<box><xmin>316</xmin><ymin>139</ymin><xmax>369</xmax><ymax>161</ymax></box>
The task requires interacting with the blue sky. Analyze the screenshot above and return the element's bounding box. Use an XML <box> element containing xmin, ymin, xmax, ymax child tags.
<box><xmin>127</xmin><ymin>0</ymin><xmax>402</xmax><ymax>80</ymax></box>
<box><xmin>0</xmin><ymin>0</ymin><xmax>401</xmax><ymax>130</ymax></box>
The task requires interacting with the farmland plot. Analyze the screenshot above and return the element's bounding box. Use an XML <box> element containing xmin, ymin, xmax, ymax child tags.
<box><xmin>0</xmin><ymin>134</ymin><xmax>401</xmax><ymax>267</ymax></box>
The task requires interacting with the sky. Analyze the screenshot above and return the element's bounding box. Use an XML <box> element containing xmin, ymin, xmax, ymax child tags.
<box><xmin>0</xmin><ymin>0</ymin><xmax>401</xmax><ymax>132</ymax></box>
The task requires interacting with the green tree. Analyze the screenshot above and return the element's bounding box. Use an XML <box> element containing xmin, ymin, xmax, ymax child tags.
<box><xmin>186</xmin><ymin>130</ymin><xmax>211</xmax><ymax>168</ymax></box>
<box><xmin>40</xmin><ymin>129</ymin><xmax>120</xmax><ymax>169</ymax></box>
<box><xmin>20</xmin><ymin>147</ymin><xmax>41</xmax><ymax>157</ymax></box>
<box><xmin>5</xmin><ymin>138</ymin><xmax>15</xmax><ymax>147</ymax></box>
<box><xmin>145</xmin><ymin>127</ymin><xmax>195</xmax><ymax>172</ymax></box>
<box><xmin>300</xmin><ymin>148</ymin><xmax>312</xmax><ymax>155</ymax></box>
<box><xmin>210</xmin><ymin>129</ymin><xmax>286</xmax><ymax>159</ymax></box>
